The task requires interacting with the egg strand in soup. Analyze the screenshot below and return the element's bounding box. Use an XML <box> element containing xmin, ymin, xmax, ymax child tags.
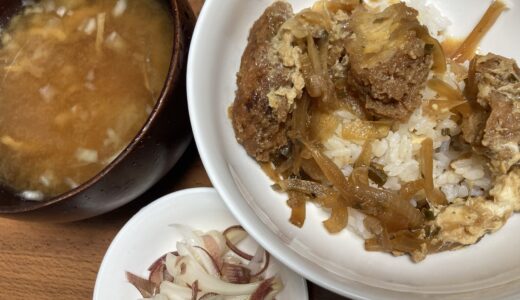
<box><xmin>0</xmin><ymin>0</ymin><xmax>173</xmax><ymax>199</ymax></box>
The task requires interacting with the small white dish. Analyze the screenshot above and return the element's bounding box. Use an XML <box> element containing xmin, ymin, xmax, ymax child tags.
<box><xmin>93</xmin><ymin>188</ymin><xmax>308</xmax><ymax>300</ymax></box>
<box><xmin>187</xmin><ymin>0</ymin><xmax>520</xmax><ymax>299</ymax></box>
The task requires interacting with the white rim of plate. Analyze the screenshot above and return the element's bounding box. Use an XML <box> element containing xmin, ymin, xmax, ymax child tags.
<box><xmin>93</xmin><ymin>187</ymin><xmax>308</xmax><ymax>300</ymax></box>
<box><xmin>187</xmin><ymin>1</ymin><xmax>520</xmax><ymax>300</ymax></box>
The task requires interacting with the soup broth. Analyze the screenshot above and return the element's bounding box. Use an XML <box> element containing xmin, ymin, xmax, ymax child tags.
<box><xmin>0</xmin><ymin>0</ymin><xmax>173</xmax><ymax>199</ymax></box>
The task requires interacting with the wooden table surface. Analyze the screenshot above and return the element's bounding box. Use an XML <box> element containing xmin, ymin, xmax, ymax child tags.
<box><xmin>0</xmin><ymin>1</ymin><xmax>350</xmax><ymax>299</ymax></box>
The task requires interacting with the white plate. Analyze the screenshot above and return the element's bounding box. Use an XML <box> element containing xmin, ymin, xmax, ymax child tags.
<box><xmin>187</xmin><ymin>1</ymin><xmax>520</xmax><ymax>299</ymax></box>
<box><xmin>93</xmin><ymin>188</ymin><xmax>308</xmax><ymax>300</ymax></box>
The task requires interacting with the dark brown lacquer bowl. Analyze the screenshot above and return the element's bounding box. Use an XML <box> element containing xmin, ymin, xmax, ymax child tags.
<box><xmin>0</xmin><ymin>0</ymin><xmax>195</xmax><ymax>222</ymax></box>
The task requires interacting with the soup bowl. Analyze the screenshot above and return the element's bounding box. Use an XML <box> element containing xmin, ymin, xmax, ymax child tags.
<box><xmin>0</xmin><ymin>0</ymin><xmax>195</xmax><ymax>222</ymax></box>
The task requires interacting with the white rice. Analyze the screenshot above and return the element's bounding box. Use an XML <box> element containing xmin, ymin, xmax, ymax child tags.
<box><xmin>323</xmin><ymin>132</ymin><xmax>362</xmax><ymax>169</ymax></box>
<box><xmin>347</xmin><ymin>208</ymin><xmax>373</xmax><ymax>239</ymax></box>
<box><xmin>324</xmin><ymin>86</ymin><xmax>493</xmax><ymax>204</ymax></box>
<box><xmin>320</xmin><ymin>2</ymin><xmax>495</xmax><ymax>206</ymax></box>
<box><xmin>405</xmin><ymin>0</ymin><xmax>451</xmax><ymax>40</ymax></box>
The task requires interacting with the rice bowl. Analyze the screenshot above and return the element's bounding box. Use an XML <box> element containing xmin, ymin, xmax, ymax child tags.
<box><xmin>188</xmin><ymin>0</ymin><xmax>520</xmax><ymax>298</ymax></box>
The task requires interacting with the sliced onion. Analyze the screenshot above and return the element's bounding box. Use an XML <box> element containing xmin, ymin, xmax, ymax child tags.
<box><xmin>452</xmin><ymin>0</ymin><xmax>507</xmax><ymax>63</ymax></box>
<box><xmin>310</xmin><ymin>110</ymin><xmax>340</xmax><ymax>142</ymax></box>
<box><xmin>420</xmin><ymin>138</ymin><xmax>448</xmax><ymax>206</ymax></box>
<box><xmin>319</xmin><ymin>36</ymin><xmax>329</xmax><ymax>75</ymax></box>
<box><xmin>303</xmin><ymin>141</ymin><xmax>355</xmax><ymax>207</ymax></box>
<box><xmin>399</xmin><ymin>179</ymin><xmax>424</xmax><ymax>201</ymax></box>
<box><xmin>274</xmin><ymin>157</ymin><xmax>295</xmax><ymax>178</ymax></box>
<box><xmin>194</xmin><ymin>245</ymin><xmax>222</xmax><ymax>277</ymax></box>
<box><xmin>354</xmin><ymin>140</ymin><xmax>372</xmax><ymax>168</ymax></box>
<box><xmin>306</xmin><ymin>74</ymin><xmax>325</xmax><ymax>98</ymax></box>
<box><xmin>315</xmin><ymin>191</ymin><xmax>341</xmax><ymax>209</ymax></box>
<box><xmin>201</xmin><ymin>231</ymin><xmax>227</xmax><ymax>266</ymax></box>
<box><xmin>299</xmin><ymin>9</ymin><xmax>332</xmax><ymax>30</ymax></box>
<box><xmin>291</xmin><ymin>93</ymin><xmax>311</xmax><ymax>141</ymax></box>
<box><xmin>164</xmin><ymin>252</ymin><xmax>180</xmax><ymax>279</ymax></box>
<box><xmin>350</xmin><ymin>168</ymin><xmax>425</xmax><ymax>231</ymax></box>
<box><xmin>465</xmin><ymin>58</ymin><xmax>479</xmax><ymax>101</ymax></box>
<box><xmin>251</xmin><ymin>277</ymin><xmax>283</xmax><ymax>300</ymax></box>
<box><xmin>278</xmin><ymin>178</ymin><xmax>331</xmax><ymax>197</ymax></box>
<box><xmin>389</xmin><ymin>230</ymin><xmax>425</xmax><ymax>253</ymax></box>
<box><xmin>148</xmin><ymin>252</ymin><xmax>178</xmax><ymax>272</ymax></box>
<box><xmin>249</xmin><ymin>248</ymin><xmax>271</xmax><ymax>278</ymax></box>
<box><xmin>293</xmin><ymin>146</ymin><xmax>304</xmax><ymax>178</ymax></box>
<box><xmin>349</xmin><ymin>167</ymin><xmax>394</xmax><ymax>205</ymax></box>
<box><xmin>427</xmin><ymin>78</ymin><xmax>463</xmax><ymax>101</ymax></box>
<box><xmin>129</xmin><ymin>225</ymin><xmax>279</xmax><ymax>299</ymax></box>
<box><xmin>191</xmin><ymin>280</ymin><xmax>199</xmax><ymax>300</ymax></box>
<box><xmin>281</xmin><ymin>17</ymin><xmax>308</xmax><ymax>39</ymax></box>
<box><xmin>323</xmin><ymin>205</ymin><xmax>348</xmax><ymax>233</ymax></box>
<box><xmin>427</xmin><ymin>239</ymin><xmax>460</xmax><ymax>253</ymax></box>
<box><xmin>364</xmin><ymin>238</ymin><xmax>384</xmax><ymax>252</ymax></box>
<box><xmin>300</xmin><ymin>52</ymin><xmax>322</xmax><ymax>98</ymax></box>
<box><xmin>300</xmin><ymin>158</ymin><xmax>328</xmax><ymax>182</ymax></box>
<box><xmin>261</xmin><ymin>163</ymin><xmax>281</xmax><ymax>184</ymax></box>
<box><xmin>126</xmin><ymin>271</ymin><xmax>155</xmax><ymax>298</ymax></box>
<box><xmin>198</xmin><ymin>293</ymin><xmax>224</xmax><ymax>300</ymax></box>
<box><xmin>307</xmin><ymin>34</ymin><xmax>322</xmax><ymax>75</ymax></box>
<box><xmin>149</xmin><ymin>261</ymin><xmax>165</xmax><ymax>288</ymax></box>
<box><xmin>342</xmin><ymin>119</ymin><xmax>390</xmax><ymax>140</ymax></box>
<box><xmin>320</xmin><ymin>0</ymin><xmax>334</xmax><ymax>27</ymax></box>
<box><xmin>247</xmin><ymin>246</ymin><xmax>264</xmax><ymax>275</ymax></box>
<box><xmin>287</xmin><ymin>190</ymin><xmax>307</xmax><ymax>228</ymax></box>
<box><xmin>223</xmin><ymin>226</ymin><xmax>253</xmax><ymax>260</ymax></box>
<box><xmin>148</xmin><ymin>253</ymin><xmax>167</xmax><ymax>272</ymax></box>
<box><xmin>163</xmin><ymin>267</ymin><xmax>174</xmax><ymax>283</ymax></box>
<box><xmin>158</xmin><ymin>281</ymin><xmax>193</xmax><ymax>299</ymax></box>
<box><xmin>170</xmin><ymin>224</ymin><xmax>205</xmax><ymax>247</ymax></box>
<box><xmin>223</xmin><ymin>225</ymin><xmax>248</xmax><ymax>244</ymax></box>
<box><xmin>312</xmin><ymin>0</ymin><xmax>359</xmax><ymax>14</ymax></box>
<box><xmin>423</xmin><ymin>99</ymin><xmax>467</xmax><ymax>117</ymax></box>
<box><xmin>221</xmin><ymin>263</ymin><xmax>252</xmax><ymax>284</ymax></box>
<box><xmin>424</xmin><ymin>79</ymin><xmax>467</xmax><ymax>117</ymax></box>
<box><xmin>363</xmin><ymin>216</ymin><xmax>392</xmax><ymax>251</ymax></box>
<box><xmin>177</xmin><ymin>242</ymin><xmax>220</xmax><ymax>277</ymax></box>
<box><xmin>173</xmin><ymin>256</ymin><xmax>264</xmax><ymax>295</ymax></box>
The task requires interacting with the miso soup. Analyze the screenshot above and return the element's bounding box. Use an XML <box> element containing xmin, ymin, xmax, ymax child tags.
<box><xmin>0</xmin><ymin>0</ymin><xmax>173</xmax><ymax>199</ymax></box>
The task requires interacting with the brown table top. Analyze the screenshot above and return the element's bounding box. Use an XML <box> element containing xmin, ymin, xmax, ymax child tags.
<box><xmin>0</xmin><ymin>144</ymin><xmax>348</xmax><ymax>300</ymax></box>
<box><xmin>0</xmin><ymin>1</ymin><xmax>351</xmax><ymax>299</ymax></box>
